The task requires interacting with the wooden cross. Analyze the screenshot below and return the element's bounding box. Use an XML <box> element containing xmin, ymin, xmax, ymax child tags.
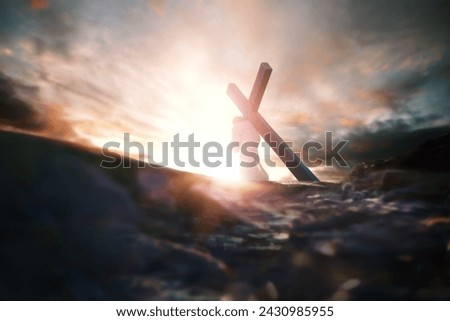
<box><xmin>227</xmin><ymin>62</ymin><xmax>319</xmax><ymax>182</ymax></box>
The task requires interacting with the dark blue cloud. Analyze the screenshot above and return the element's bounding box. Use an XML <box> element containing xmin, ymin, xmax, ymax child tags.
<box><xmin>0</xmin><ymin>0</ymin><xmax>79</xmax><ymax>57</ymax></box>
<box><xmin>0</xmin><ymin>71</ymin><xmax>45</xmax><ymax>130</ymax></box>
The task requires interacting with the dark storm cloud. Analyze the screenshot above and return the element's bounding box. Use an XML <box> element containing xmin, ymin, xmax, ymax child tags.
<box><xmin>305</xmin><ymin>118</ymin><xmax>449</xmax><ymax>167</ymax></box>
<box><xmin>318</xmin><ymin>0</ymin><xmax>450</xmax><ymax>164</ymax></box>
<box><xmin>0</xmin><ymin>72</ymin><xmax>45</xmax><ymax>130</ymax></box>
<box><xmin>0</xmin><ymin>0</ymin><xmax>79</xmax><ymax>57</ymax></box>
<box><xmin>346</xmin><ymin>0</ymin><xmax>450</xmax><ymax>44</ymax></box>
<box><xmin>0</xmin><ymin>1</ymin><xmax>83</xmax><ymax>137</ymax></box>
<box><xmin>342</xmin><ymin>122</ymin><xmax>450</xmax><ymax>164</ymax></box>
<box><xmin>297</xmin><ymin>53</ymin><xmax>450</xmax><ymax>165</ymax></box>
<box><xmin>345</xmin><ymin>0</ymin><xmax>450</xmax><ymax>114</ymax></box>
<box><xmin>342</xmin><ymin>53</ymin><xmax>450</xmax><ymax>163</ymax></box>
<box><xmin>370</xmin><ymin>53</ymin><xmax>450</xmax><ymax>111</ymax></box>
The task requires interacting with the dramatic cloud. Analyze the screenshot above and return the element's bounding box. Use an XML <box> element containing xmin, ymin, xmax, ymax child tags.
<box><xmin>0</xmin><ymin>0</ymin><xmax>449</xmax><ymax>179</ymax></box>
<box><xmin>346</xmin><ymin>0</ymin><xmax>450</xmax><ymax>45</ymax></box>
<box><xmin>0</xmin><ymin>72</ymin><xmax>45</xmax><ymax>130</ymax></box>
<box><xmin>0</xmin><ymin>0</ymin><xmax>79</xmax><ymax>57</ymax></box>
<box><xmin>0</xmin><ymin>70</ymin><xmax>83</xmax><ymax>143</ymax></box>
<box><xmin>342</xmin><ymin>122</ymin><xmax>450</xmax><ymax>164</ymax></box>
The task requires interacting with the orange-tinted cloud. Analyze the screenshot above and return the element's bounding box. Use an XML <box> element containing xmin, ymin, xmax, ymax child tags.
<box><xmin>285</xmin><ymin>112</ymin><xmax>310</xmax><ymax>126</ymax></box>
<box><xmin>340</xmin><ymin>118</ymin><xmax>361</xmax><ymax>128</ymax></box>
<box><xmin>1</xmin><ymin>0</ymin><xmax>449</xmax><ymax>175</ymax></box>
<box><xmin>40</xmin><ymin>103</ymin><xmax>78</xmax><ymax>141</ymax></box>
<box><xmin>31</xmin><ymin>0</ymin><xmax>49</xmax><ymax>11</ymax></box>
<box><xmin>354</xmin><ymin>89</ymin><xmax>393</xmax><ymax>107</ymax></box>
<box><xmin>148</xmin><ymin>0</ymin><xmax>165</xmax><ymax>16</ymax></box>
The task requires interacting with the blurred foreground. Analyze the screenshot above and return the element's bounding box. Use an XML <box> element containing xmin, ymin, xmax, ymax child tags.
<box><xmin>0</xmin><ymin>130</ymin><xmax>448</xmax><ymax>300</ymax></box>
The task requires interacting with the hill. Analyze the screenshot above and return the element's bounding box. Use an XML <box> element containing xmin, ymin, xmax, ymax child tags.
<box><xmin>0</xmin><ymin>130</ymin><xmax>448</xmax><ymax>300</ymax></box>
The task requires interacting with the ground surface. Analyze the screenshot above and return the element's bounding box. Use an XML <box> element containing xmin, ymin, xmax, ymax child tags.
<box><xmin>0</xmin><ymin>130</ymin><xmax>449</xmax><ymax>300</ymax></box>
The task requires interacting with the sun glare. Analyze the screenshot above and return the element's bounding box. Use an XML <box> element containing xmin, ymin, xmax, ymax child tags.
<box><xmin>188</xmin><ymin>162</ymin><xmax>242</xmax><ymax>182</ymax></box>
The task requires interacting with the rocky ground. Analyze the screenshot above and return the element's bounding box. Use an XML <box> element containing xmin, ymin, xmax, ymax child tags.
<box><xmin>0</xmin><ymin>130</ymin><xmax>448</xmax><ymax>300</ymax></box>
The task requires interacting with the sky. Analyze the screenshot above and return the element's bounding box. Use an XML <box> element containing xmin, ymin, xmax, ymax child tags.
<box><xmin>0</xmin><ymin>0</ymin><xmax>449</xmax><ymax>181</ymax></box>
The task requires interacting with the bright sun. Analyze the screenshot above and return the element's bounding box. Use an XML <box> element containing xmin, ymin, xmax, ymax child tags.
<box><xmin>84</xmin><ymin>48</ymin><xmax>271</xmax><ymax>182</ymax></box>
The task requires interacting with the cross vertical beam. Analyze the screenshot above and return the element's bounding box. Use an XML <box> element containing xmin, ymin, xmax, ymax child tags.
<box><xmin>227</xmin><ymin>63</ymin><xmax>319</xmax><ymax>182</ymax></box>
<box><xmin>249</xmin><ymin>62</ymin><xmax>272</xmax><ymax>112</ymax></box>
